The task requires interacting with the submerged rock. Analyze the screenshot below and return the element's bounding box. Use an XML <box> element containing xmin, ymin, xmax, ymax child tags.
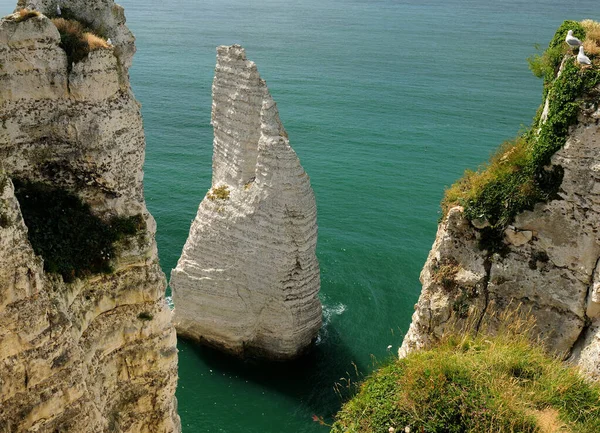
<box><xmin>171</xmin><ymin>45</ymin><xmax>322</xmax><ymax>360</ymax></box>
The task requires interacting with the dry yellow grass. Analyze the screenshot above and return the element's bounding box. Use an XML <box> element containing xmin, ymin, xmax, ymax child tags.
<box><xmin>582</xmin><ymin>19</ymin><xmax>600</xmax><ymax>56</ymax></box>
<box><xmin>15</xmin><ymin>8</ymin><xmax>40</xmax><ymax>22</ymax></box>
<box><xmin>84</xmin><ymin>33</ymin><xmax>109</xmax><ymax>50</ymax></box>
<box><xmin>51</xmin><ymin>18</ymin><xmax>109</xmax><ymax>64</ymax></box>
<box><xmin>529</xmin><ymin>408</ymin><xmax>569</xmax><ymax>433</ymax></box>
<box><xmin>51</xmin><ymin>17</ymin><xmax>85</xmax><ymax>35</ymax></box>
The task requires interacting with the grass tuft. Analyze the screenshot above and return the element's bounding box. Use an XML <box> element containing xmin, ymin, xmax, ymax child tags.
<box><xmin>84</xmin><ymin>33</ymin><xmax>109</xmax><ymax>50</ymax></box>
<box><xmin>51</xmin><ymin>18</ymin><xmax>109</xmax><ymax>66</ymax></box>
<box><xmin>582</xmin><ymin>20</ymin><xmax>600</xmax><ymax>55</ymax></box>
<box><xmin>15</xmin><ymin>8</ymin><xmax>41</xmax><ymax>22</ymax></box>
<box><xmin>331</xmin><ymin>313</ymin><xmax>600</xmax><ymax>433</ymax></box>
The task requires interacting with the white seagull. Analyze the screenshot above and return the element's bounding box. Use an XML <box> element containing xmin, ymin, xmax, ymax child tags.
<box><xmin>577</xmin><ymin>46</ymin><xmax>592</xmax><ymax>65</ymax></box>
<box><xmin>107</xmin><ymin>38</ymin><xmax>112</xmax><ymax>46</ymax></box>
<box><xmin>56</xmin><ymin>4</ymin><xmax>61</xmax><ymax>16</ymax></box>
<box><xmin>565</xmin><ymin>30</ymin><xmax>582</xmax><ymax>48</ymax></box>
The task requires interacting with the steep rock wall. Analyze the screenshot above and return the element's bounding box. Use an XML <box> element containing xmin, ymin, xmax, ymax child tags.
<box><xmin>0</xmin><ymin>3</ymin><xmax>179</xmax><ymax>432</ymax></box>
<box><xmin>171</xmin><ymin>45</ymin><xmax>321</xmax><ymax>360</ymax></box>
<box><xmin>400</xmin><ymin>67</ymin><xmax>600</xmax><ymax>380</ymax></box>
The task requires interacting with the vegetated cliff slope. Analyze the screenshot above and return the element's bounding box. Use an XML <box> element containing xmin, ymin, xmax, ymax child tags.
<box><xmin>0</xmin><ymin>1</ymin><xmax>179</xmax><ymax>431</ymax></box>
<box><xmin>400</xmin><ymin>20</ymin><xmax>600</xmax><ymax>380</ymax></box>
<box><xmin>333</xmin><ymin>318</ymin><xmax>600</xmax><ymax>433</ymax></box>
<box><xmin>171</xmin><ymin>45</ymin><xmax>322</xmax><ymax>360</ymax></box>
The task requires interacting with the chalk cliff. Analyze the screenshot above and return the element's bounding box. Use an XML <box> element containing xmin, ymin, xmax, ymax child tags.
<box><xmin>400</xmin><ymin>23</ymin><xmax>600</xmax><ymax>380</ymax></box>
<box><xmin>0</xmin><ymin>2</ymin><xmax>179</xmax><ymax>431</ymax></box>
<box><xmin>171</xmin><ymin>45</ymin><xmax>321</xmax><ymax>359</ymax></box>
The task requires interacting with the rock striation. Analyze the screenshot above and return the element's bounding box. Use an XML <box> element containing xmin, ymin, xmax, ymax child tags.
<box><xmin>0</xmin><ymin>2</ymin><xmax>179</xmax><ymax>432</ymax></box>
<box><xmin>400</xmin><ymin>55</ymin><xmax>600</xmax><ymax>379</ymax></box>
<box><xmin>171</xmin><ymin>45</ymin><xmax>321</xmax><ymax>359</ymax></box>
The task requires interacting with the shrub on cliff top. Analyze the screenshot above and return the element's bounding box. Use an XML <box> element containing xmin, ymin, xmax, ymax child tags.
<box><xmin>331</xmin><ymin>318</ymin><xmax>600</xmax><ymax>433</ymax></box>
<box><xmin>441</xmin><ymin>20</ymin><xmax>600</xmax><ymax>249</ymax></box>
<box><xmin>51</xmin><ymin>17</ymin><xmax>109</xmax><ymax>65</ymax></box>
<box><xmin>13</xmin><ymin>180</ymin><xmax>145</xmax><ymax>283</ymax></box>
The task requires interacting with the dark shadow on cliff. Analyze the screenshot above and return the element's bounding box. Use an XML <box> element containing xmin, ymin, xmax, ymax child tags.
<box><xmin>176</xmin><ymin>324</ymin><xmax>367</xmax><ymax>421</ymax></box>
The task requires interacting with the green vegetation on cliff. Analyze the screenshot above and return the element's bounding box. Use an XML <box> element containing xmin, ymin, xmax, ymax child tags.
<box><xmin>331</xmin><ymin>324</ymin><xmax>600</xmax><ymax>433</ymax></box>
<box><xmin>13</xmin><ymin>180</ymin><xmax>145</xmax><ymax>282</ymax></box>
<box><xmin>442</xmin><ymin>20</ymin><xmax>600</xmax><ymax>250</ymax></box>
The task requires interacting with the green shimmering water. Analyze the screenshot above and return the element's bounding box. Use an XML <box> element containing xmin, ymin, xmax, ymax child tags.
<box><xmin>1</xmin><ymin>0</ymin><xmax>598</xmax><ymax>431</ymax></box>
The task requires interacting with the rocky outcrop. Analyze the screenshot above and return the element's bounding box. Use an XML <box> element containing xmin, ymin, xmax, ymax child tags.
<box><xmin>0</xmin><ymin>2</ymin><xmax>179</xmax><ymax>432</ymax></box>
<box><xmin>170</xmin><ymin>45</ymin><xmax>321</xmax><ymax>360</ymax></box>
<box><xmin>16</xmin><ymin>0</ymin><xmax>136</xmax><ymax>70</ymax></box>
<box><xmin>400</xmin><ymin>62</ymin><xmax>600</xmax><ymax>380</ymax></box>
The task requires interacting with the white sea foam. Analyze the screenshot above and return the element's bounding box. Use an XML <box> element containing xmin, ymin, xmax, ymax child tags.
<box><xmin>316</xmin><ymin>301</ymin><xmax>347</xmax><ymax>345</ymax></box>
<box><xmin>323</xmin><ymin>302</ymin><xmax>347</xmax><ymax>326</ymax></box>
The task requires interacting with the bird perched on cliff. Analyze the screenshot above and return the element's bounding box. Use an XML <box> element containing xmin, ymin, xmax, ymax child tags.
<box><xmin>107</xmin><ymin>38</ymin><xmax>113</xmax><ymax>46</ymax></box>
<box><xmin>56</xmin><ymin>4</ymin><xmax>61</xmax><ymax>16</ymax></box>
<box><xmin>565</xmin><ymin>30</ymin><xmax>582</xmax><ymax>48</ymax></box>
<box><xmin>577</xmin><ymin>46</ymin><xmax>592</xmax><ymax>66</ymax></box>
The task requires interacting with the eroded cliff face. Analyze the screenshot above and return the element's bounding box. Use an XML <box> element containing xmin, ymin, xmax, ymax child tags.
<box><xmin>0</xmin><ymin>2</ymin><xmax>179</xmax><ymax>431</ymax></box>
<box><xmin>400</xmin><ymin>69</ymin><xmax>600</xmax><ymax>380</ymax></box>
<box><xmin>170</xmin><ymin>45</ymin><xmax>322</xmax><ymax>360</ymax></box>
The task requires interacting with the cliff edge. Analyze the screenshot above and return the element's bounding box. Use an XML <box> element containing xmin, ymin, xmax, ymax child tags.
<box><xmin>400</xmin><ymin>20</ymin><xmax>600</xmax><ymax>380</ymax></box>
<box><xmin>170</xmin><ymin>45</ymin><xmax>322</xmax><ymax>360</ymax></box>
<box><xmin>0</xmin><ymin>2</ymin><xmax>179</xmax><ymax>431</ymax></box>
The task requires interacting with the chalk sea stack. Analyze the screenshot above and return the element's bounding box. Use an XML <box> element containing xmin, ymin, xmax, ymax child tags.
<box><xmin>0</xmin><ymin>1</ymin><xmax>179</xmax><ymax>431</ymax></box>
<box><xmin>171</xmin><ymin>45</ymin><xmax>322</xmax><ymax>360</ymax></box>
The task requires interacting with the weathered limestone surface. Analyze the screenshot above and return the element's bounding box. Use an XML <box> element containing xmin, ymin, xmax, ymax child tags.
<box><xmin>171</xmin><ymin>45</ymin><xmax>322</xmax><ymax>359</ymax></box>
<box><xmin>0</xmin><ymin>3</ymin><xmax>179</xmax><ymax>432</ymax></box>
<box><xmin>400</xmin><ymin>85</ymin><xmax>600</xmax><ymax>380</ymax></box>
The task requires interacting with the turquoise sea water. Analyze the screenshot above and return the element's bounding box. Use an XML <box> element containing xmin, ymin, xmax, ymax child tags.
<box><xmin>2</xmin><ymin>1</ymin><xmax>599</xmax><ymax>431</ymax></box>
